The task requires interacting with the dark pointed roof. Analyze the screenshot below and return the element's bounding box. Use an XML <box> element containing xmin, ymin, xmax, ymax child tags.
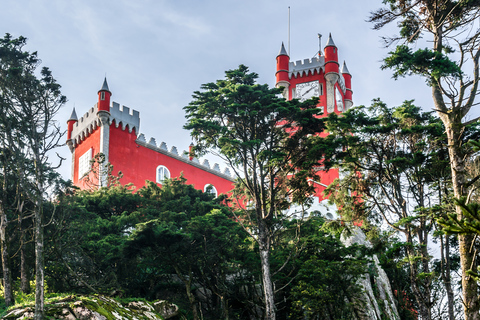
<box><xmin>341</xmin><ymin>61</ymin><xmax>351</xmax><ymax>75</ymax></box>
<box><xmin>68</xmin><ymin>107</ymin><xmax>78</xmax><ymax>122</ymax></box>
<box><xmin>325</xmin><ymin>33</ymin><xmax>336</xmax><ymax>47</ymax></box>
<box><xmin>98</xmin><ymin>77</ymin><xmax>112</xmax><ymax>94</ymax></box>
<box><xmin>278</xmin><ymin>42</ymin><xmax>288</xmax><ymax>56</ymax></box>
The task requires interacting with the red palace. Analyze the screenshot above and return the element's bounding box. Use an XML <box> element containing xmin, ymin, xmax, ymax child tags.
<box><xmin>66</xmin><ymin>33</ymin><xmax>352</xmax><ymax>203</ymax></box>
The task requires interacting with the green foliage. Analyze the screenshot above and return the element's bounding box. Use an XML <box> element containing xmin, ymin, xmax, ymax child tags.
<box><xmin>184</xmin><ymin>64</ymin><xmax>325</xmax><ymax>211</ymax></box>
<box><xmin>438</xmin><ymin>197</ymin><xmax>480</xmax><ymax>235</ymax></box>
<box><xmin>285</xmin><ymin>217</ymin><xmax>370</xmax><ymax>319</ymax></box>
<box><xmin>126</xmin><ymin>178</ymin><xmax>252</xmax><ymax>318</ymax></box>
<box><xmin>382</xmin><ymin>45</ymin><xmax>461</xmax><ymax>84</ymax></box>
<box><xmin>322</xmin><ymin>99</ymin><xmax>448</xmax><ymax>225</ymax></box>
<box><xmin>320</xmin><ymin>99</ymin><xmax>452</xmax><ymax>317</ymax></box>
<box><xmin>49</xmin><ymin>176</ymin><xmax>253</xmax><ymax>319</ymax></box>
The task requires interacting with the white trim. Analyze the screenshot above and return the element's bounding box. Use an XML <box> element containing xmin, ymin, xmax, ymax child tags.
<box><xmin>204</xmin><ymin>184</ymin><xmax>218</xmax><ymax>197</ymax></box>
<box><xmin>156</xmin><ymin>165</ymin><xmax>170</xmax><ymax>184</ymax></box>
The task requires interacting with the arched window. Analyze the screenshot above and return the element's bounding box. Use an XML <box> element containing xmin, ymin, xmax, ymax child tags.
<box><xmin>156</xmin><ymin>165</ymin><xmax>170</xmax><ymax>184</ymax></box>
<box><xmin>204</xmin><ymin>184</ymin><xmax>218</xmax><ymax>197</ymax></box>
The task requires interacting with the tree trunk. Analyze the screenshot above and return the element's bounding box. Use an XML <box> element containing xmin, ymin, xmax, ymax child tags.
<box><xmin>174</xmin><ymin>265</ymin><xmax>199</xmax><ymax>320</ymax></box>
<box><xmin>20</xmin><ymin>228</ymin><xmax>30</xmax><ymax>294</ymax></box>
<box><xmin>0</xmin><ymin>207</ymin><xmax>14</xmax><ymax>307</ymax></box>
<box><xmin>406</xmin><ymin>232</ymin><xmax>430</xmax><ymax>320</ymax></box>
<box><xmin>440</xmin><ymin>233</ymin><xmax>455</xmax><ymax>320</ymax></box>
<box><xmin>19</xmin><ymin>200</ymin><xmax>30</xmax><ymax>294</ymax></box>
<box><xmin>258</xmin><ymin>219</ymin><xmax>275</xmax><ymax>320</ymax></box>
<box><xmin>443</xmin><ymin>116</ymin><xmax>479</xmax><ymax>320</ymax></box>
<box><xmin>34</xmin><ymin>194</ymin><xmax>44</xmax><ymax>320</ymax></box>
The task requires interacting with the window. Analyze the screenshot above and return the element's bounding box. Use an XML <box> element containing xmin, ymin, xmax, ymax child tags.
<box><xmin>204</xmin><ymin>184</ymin><xmax>218</xmax><ymax>197</ymax></box>
<box><xmin>78</xmin><ymin>148</ymin><xmax>92</xmax><ymax>178</ymax></box>
<box><xmin>100</xmin><ymin>92</ymin><xmax>105</xmax><ymax>100</ymax></box>
<box><xmin>156</xmin><ymin>165</ymin><xmax>170</xmax><ymax>184</ymax></box>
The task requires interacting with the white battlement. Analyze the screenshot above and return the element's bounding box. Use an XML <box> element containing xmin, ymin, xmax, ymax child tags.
<box><xmin>70</xmin><ymin>105</ymin><xmax>101</xmax><ymax>146</ymax></box>
<box><xmin>69</xmin><ymin>101</ymin><xmax>141</xmax><ymax>147</ymax></box>
<box><xmin>110</xmin><ymin>102</ymin><xmax>140</xmax><ymax>134</ymax></box>
<box><xmin>289</xmin><ymin>56</ymin><xmax>325</xmax><ymax>78</ymax></box>
<box><xmin>136</xmin><ymin>133</ymin><xmax>233</xmax><ymax>179</ymax></box>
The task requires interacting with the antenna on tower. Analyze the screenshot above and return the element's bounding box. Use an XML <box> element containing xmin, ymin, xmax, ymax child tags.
<box><xmin>288</xmin><ymin>6</ymin><xmax>291</xmax><ymax>56</ymax></box>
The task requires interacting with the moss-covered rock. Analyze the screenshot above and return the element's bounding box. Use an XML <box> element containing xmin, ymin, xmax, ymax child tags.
<box><xmin>2</xmin><ymin>295</ymin><xmax>179</xmax><ymax>320</ymax></box>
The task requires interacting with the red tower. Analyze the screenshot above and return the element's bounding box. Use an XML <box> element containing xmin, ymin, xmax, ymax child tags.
<box><xmin>66</xmin><ymin>80</ymin><xmax>235</xmax><ymax>195</ymax></box>
<box><xmin>275</xmin><ymin>33</ymin><xmax>353</xmax><ymax>203</ymax></box>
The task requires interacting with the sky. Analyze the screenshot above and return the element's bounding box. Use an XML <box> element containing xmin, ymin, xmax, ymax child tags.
<box><xmin>0</xmin><ymin>0</ymin><xmax>435</xmax><ymax>181</ymax></box>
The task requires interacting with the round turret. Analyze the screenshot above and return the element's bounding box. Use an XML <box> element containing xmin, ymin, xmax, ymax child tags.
<box><xmin>324</xmin><ymin>33</ymin><xmax>339</xmax><ymax>76</ymax></box>
<box><xmin>341</xmin><ymin>61</ymin><xmax>353</xmax><ymax>110</ymax></box>
<box><xmin>67</xmin><ymin>107</ymin><xmax>78</xmax><ymax>141</ymax></box>
<box><xmin>97</xmin><ymin>77</ymin><xmax>112</xmax><ymax>113</ymax></box>
<box><xmin>276</xmin><ymin>43</ymin><xmax>290</xmax><ymax>98</ymax></box>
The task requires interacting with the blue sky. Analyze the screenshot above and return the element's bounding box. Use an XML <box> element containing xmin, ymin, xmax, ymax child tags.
<box><xmin>1</xmin><ymin>0</ymin><xmax>433</xmax><ymax>180</ymax></box>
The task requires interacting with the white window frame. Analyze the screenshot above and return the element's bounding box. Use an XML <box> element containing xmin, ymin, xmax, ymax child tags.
<box><xmin>156</xmin><ymin>165</ymin><xmax>170</xmax><ymax>184</ymax></box>
<box><xmin>204</xmin><ymin>184</ymin><xmax>218</xmax><ymax>197</ymax></box>
<box><xmin>100</xmin><ymin>92</ymin><xmax>105</xmax><ymax>100</ymax></box>
<box><xmin>78</xmin><ymin>148</ymin><xmax>92</xmax><ymax>179</ymax></box>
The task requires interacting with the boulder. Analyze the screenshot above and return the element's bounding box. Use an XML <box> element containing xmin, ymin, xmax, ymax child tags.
<box><xmin>2</xmin><ymin>295</ymin><xmax>178</xmax><ymax>320</ymax></box>
<box><xmin>341</xmin><ymin>228</ymin><xmax>401</xmax><ymax>320</ymax></box>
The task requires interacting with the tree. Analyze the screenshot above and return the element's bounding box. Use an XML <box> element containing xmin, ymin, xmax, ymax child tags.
<box><xmin>368</xmin><ymin>2</ymin><xmax>480</xmax><ymax>319</ymax></box>
<box><xmin>184</xmin><ymin>65</ymin><xmax>324</xmax><ymax>319</ymax></box>
<box><xmin>47</xmin><ymin>183</ymin><xmax>142</xmax><ymax>295</ymax></box>
<box><xmin>322</xmin><ymin>100</ymin><xmax>451</xmax><ymax>319</ymax></box>
<box><xmin>0</xmin><ymin>33</ymin><xmax>66</xmax><ymax>319</ymax></box>
<box><xmin>279</xmin><ymin>216</ymin><xmax>370</xmax><ymax>319</ymax></box>
<box><xmin>127</xmin><ymin>178</ymin><xmax>251</xmax><ymax>320</ymax></box>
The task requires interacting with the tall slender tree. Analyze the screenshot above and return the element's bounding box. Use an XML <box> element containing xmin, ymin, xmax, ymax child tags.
<box><xmin>0</xmin><ymin>33</ymin><xmax>66</xmax><ymax>319</ymax></box>
<box><xmin>368</xmin><ymin>2</ymin><xmax>480</xmax><ymax>319</ymax></box>
<box><xmin>184</xmin><ymin>65</ymin><xmax>324</xmax><ymax>319</ymax></box>
<box><xmin>322</xmin><ymin>100</ymin><xmax>450</xmax><ymax>319</ymax></box>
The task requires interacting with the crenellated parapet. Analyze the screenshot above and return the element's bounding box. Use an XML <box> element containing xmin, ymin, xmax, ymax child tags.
<box><xmin>69</xmin><ymin>101</ymin><xmax>141</xmax><ymax>148</ymax></box>
<box><xmin>136</xmin><ymin>133</ymin><xmax>234</xmax><ymax>180</ymax></box>
<box><xmin>70</xmin><ymin>105</ymin><xmax>101</xmax><ymax>147</ymax></box>
<box><xmin>110</xmin><ymin>102</ymin><xmax>140</xmax><ymax>134</ymax></box>
<box><xmin>289</xmin><ymin>57</ymin><xmax>325</xmax><ymax>78</ymax></box>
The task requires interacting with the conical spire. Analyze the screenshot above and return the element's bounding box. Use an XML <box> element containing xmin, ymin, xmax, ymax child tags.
<box><xmin>99</xmin><ymin>77</ymin><xmax>111</xmax><ymax>94</ymax></box>
<box><xmin>341</xmin><ymin>61</ymin><xmax>351</xmax><ymax>75</ymax></box>
<box><xmin>278</xmin><ymin>42</ymin><xmax>288</xmax><ymax>56</ymax></box>
<box><xmin>325</xmin><ymin>33</ymin><xmax>336</xmax><ymax>47</ymax></box>
<box><xmin>68</xmin><ymin>107</ymin><xmax>78</xmax><ymax>121</ymax></box>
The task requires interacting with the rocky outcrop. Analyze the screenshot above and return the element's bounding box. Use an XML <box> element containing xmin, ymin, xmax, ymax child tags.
<box><xmin>2</xmin><ymin>295</ymin><xmax>179</xmax><ymax>320</ymax></box>
<box><xmin>341</xmin><ymin>228</ymin><xmax>401</xmax><ymax>320</ymax></box>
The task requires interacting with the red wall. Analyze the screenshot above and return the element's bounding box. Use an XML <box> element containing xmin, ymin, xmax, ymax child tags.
<box><xmin>107</xmin><ymin>124</ymin><xmax>234</xmax><ymax>195</ymax></box>
<box><xmin>73</xmin><ymin>126</ymin><xmax>102</xmax><ymax>189</ymax></box>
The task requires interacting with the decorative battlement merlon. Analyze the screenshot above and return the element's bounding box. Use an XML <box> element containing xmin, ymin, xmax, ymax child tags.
<box><xmin>289</xmin><ymin>56</ymin><xmax>325</xmax><ymax>78</ymax></box>
<box><xmin>69</xmin><ymin>101</ymin><xmax>141</xmax><ymax>147</ymax></box>
<box><xmin>110</xmin><ymin>102</ymin><xmax>140</xmax><ymax>134</ymax></box>
<box><xmin>70</xmin><ymin>104</ymin><xmax>100</xmax><ymax>143</ymax></box>
<box><xmin>290</xmin><ymin>56</ymin><xmax>325</xmax><ymax>72</ymax></box>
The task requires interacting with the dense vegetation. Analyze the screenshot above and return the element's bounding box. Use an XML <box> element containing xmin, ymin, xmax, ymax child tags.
<box><xmin>2</xmin><ymin>0</ymin><xmax>480</xmax><ymax>316</ymax></box>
